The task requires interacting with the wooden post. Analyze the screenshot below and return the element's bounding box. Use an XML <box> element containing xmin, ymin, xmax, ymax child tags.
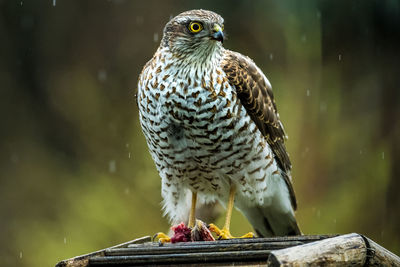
<box><xmin>267</xmin><ymin>233</ymin><xmax>367</xmax><ymax>266</ymax></box>
<box><xmin>363</xmin><ymin>236</ymin><xmax>400</xmax><ymax>266</ymax></box>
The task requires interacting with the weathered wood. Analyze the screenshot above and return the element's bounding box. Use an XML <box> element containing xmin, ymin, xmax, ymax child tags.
<box><xmin>107</xmin><ymin>241</ymin><xmax>304</xmax><ymax>256</ymax></box>
<box><xmin>146</xmin><ymin>234</ymin><xmax>335</xmax><ymax>246</ymax></box>
<box><xmin>91</xmin><ymin>236</ymin><xmax>334</xmax><ymax>265</ymax></box>
<box><xmin>55</xmin><ymin>234</ymin><xmax>400</xmax><ymax>266</ymax></box>
<box><xmin>55</xmin><ymin>236</ymin><xmax>151</xmax><ymax>267</ymax></box>
<box><xmin>363</xmin><ymin>236</ymin><xmax>400</xmax><ymax>266</ymax></box>
<box><xmin>91</xmin><ymin>250</ymin><xmax>272</xmax><ymax>265</ymax></box>
<box><xmin>267</xmin><ymin>233</ymin><xmax>367</xmax><ymax>266</ymax></box>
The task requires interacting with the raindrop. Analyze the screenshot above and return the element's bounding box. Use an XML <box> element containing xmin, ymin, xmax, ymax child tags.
<box><xmin>382</xmin><ymin>152</ymin><xmax>385</xmax><ymax>160</ymax></box>
<box><xmin>124</xmin><ymin>188</ymin><xmax>130</xmax><ymax>195</ymax></box>
<box><xmin>109</xmin><ymin>160</ymin><xmax>116</xmax><ymax>173</ymax></box>
<box><xmin>64</xmin><ymin>237</ymin><xmax>67</xmax><ymax>244</ymax></box>
<box><xmin>97</xmin><ymin>69</ymin><xmax>107</xmax><ymax>82</ymax></box>
<box><xmin>360</xmin><ymin>149</ymin><xmax>363</xmax><ymax>155</ymax></box>
<box><xmin>269</xmin><ymin>53</ymin><xmax>273</xmax><ymax>61</ymax></box>
<box><xmin>126</xmin><ymin>143</ymin><xmax>129</xmax><ymax>148</ymax></box>
<box><xmin>338</xmin><ymin>54</ymin><xmax>342</xmax><ymax>61</ymax></box>
<box><xmin>301</xmin><ymin>34</ymin><xmax>307</xmax><ymax>43</ymax></box>
<box><xmin>19</xmin><ymin>251</ymin><xmax>23</xmax><ymax>259</ymax></box>
<box><xmin>128</xmin><ymin>152</ymin><xmax>131</xmax><ymax>159</ymax></box>
<box><xmin>53</xmin><ymin>0</ymin><xmax>56</xmax><ymax>6</ymax></box>
<box><xmin>20</xmin><ymin>1</ymin><xmax>23</xmax><ymax>6</ymax></box>
<box><xmin>153</xmin><ymin>32</ymin><xmax>159</xmax><ymax>43</ymax></box>
<box><xmin>306</xmin><ymin>89</ymin><xmax>310</xmax><ymax>97</ymax></box>
<box><xmin>317</xmin><ymin>209</ymin><xmax>321</xmax><ymax>218</ymax></box>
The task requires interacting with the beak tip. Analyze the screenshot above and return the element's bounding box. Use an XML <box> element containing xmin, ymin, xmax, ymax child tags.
<box><xmin>212</xmin><ymin>31</ymin><xmax>224</xmax><ymax>43</ymax></box>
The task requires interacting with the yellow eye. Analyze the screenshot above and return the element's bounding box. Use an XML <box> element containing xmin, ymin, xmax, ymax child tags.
<box><xmin>188</xmin><ymin>22</ymin><xmax>203</xmax><ymax>33</ymax></box>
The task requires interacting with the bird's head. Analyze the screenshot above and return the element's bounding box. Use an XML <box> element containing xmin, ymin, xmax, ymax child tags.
<box><xmin>161</xmin><ymin>9</ymin><xmax>225</xmax><ymax>59</ymax></box>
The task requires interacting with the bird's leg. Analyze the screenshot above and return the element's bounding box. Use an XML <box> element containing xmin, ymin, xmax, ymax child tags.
<box><xmin>188</xmin><ymin>191</ymin><xmax>197</xmax><ymax>228</ymax></box>
<box><xmin>209</xmin><ymin>185</ymin><xmax>235</xmax><ymax>239</ymax></box>
<box><xmin>209</xmin><ymin>185</ymin><xmax>255</xmax><ymax>239</ymax></box>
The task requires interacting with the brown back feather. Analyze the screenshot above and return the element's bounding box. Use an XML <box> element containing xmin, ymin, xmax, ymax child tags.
<box><xmin>221</xmin><ymin>50</ymin><xmax>297</xmax><ymax>210</ymax></box>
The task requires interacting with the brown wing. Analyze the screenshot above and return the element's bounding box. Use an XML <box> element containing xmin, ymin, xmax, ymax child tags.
<box><xmin>221</xmin><ymin>50</ymin><xmax>297</xmax><ymax>210</ymax></box>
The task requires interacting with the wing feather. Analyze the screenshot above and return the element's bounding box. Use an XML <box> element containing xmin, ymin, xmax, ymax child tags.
<box><xmin>221</xmin><ymin>50</ymin><xmax>297</xmax><ymax>210</ymax></box>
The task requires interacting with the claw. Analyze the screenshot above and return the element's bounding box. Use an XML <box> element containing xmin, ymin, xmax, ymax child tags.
<box><xmin>240</xmin><ymin>232</ymin><xmax>255</xmax><ymax>238</ymax></box>
<box><xmin>153</xmin><ymin>232</ymin><xmax>171</xmax><ymax>244</ymax></box>
<box><xmin>208</xmin><ymin>223</ymin><xmax>232</xmax><ymax>239</ymax></box>
<box><xmin>208</xmin><ymin>223</ymin><xmax>254</xmax><ymax>239</ymax></box>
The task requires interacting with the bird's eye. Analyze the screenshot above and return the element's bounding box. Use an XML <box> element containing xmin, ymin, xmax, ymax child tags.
<box><xmin>188</xmin><ymin>22</ymin><xmax>203</xmax><ymax>33</ymax></box>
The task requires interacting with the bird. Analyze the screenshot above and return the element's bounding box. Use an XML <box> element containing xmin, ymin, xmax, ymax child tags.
<box><xmin>137</xmin><ymin>9</ymin><xmax>301</xmax><ymax>240</ymax></box>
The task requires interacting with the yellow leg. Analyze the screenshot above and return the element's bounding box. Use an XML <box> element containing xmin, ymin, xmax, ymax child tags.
<box><xmin>224</xmin><ymin>185</ymin><xmax>235</xmax><ymax>232</ymax></box>
<box><xmin>188</xmin><ymin>191</ymin><xmax>197</xmax><ymax>228</ymax></box>
<box><xmin>209</xmin><ymin>185</ymin><xmax>255</xmax><ymax>239</ymax></box>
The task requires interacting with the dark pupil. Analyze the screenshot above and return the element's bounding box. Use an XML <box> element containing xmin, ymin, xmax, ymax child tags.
<box><xmin>192</xmin><ymin>23</ymin><xmax>199</xmax><ymax>31</ymax></box>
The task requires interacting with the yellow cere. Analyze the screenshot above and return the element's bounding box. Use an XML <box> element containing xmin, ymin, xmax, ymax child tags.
<box><xmin>189</xmin><ymin>22</ymin><xmax>203</xmax><ymax>33</ymax></box>
<box><xmin>213</xmin><ymin>24</ymin><xmax>223</xmax><ymax>33</ymax></box>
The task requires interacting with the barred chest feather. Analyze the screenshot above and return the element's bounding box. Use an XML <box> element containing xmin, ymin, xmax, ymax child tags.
<box><xmin>138</xmin><ymin>48</ymin><xmax>280</xmax><ymax>206</ymax></box>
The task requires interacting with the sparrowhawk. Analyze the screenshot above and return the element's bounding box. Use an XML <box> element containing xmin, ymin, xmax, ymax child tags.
<box><xmin>137</xmin><ymin>9</ymin><xmax>301</xmax><ymax>239</ymax></box>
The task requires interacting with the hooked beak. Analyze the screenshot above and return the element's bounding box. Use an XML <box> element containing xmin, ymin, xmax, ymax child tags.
<box><xmin>211</xmin><ymin>24</ymin><xmax>224</xmax><ymax>43</ymax></box>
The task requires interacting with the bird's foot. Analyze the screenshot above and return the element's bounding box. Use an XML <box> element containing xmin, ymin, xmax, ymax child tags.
<box><xmin>153</xmin><ymin>232</ymin><xmax>171</xmax><ymax>243</ymax></box>
<box><xmin>208</xmin><ymin>224</ymin><xmax>232</xmax><ymax>239</ymax></box>
<box><xmin>208</xmin><ymin>223</ymin><xmax>255</xmax><ymax>239</ymax></box>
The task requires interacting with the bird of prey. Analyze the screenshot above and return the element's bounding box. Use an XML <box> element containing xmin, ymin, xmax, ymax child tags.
<box><xmin>137</xmin><ymin>9</ymin><xmax>300</xmax><ymax>240</ymax></box>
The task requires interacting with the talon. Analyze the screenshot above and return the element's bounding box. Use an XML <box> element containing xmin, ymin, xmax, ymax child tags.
<box><xmin>208</xmin><ymin>223</ymin><xmax>221</xmax><ymax>236</ymax></box>
<box><xmin>153</xmin><ymin>232</ymin><xmax>171</xmax><ymax>243</ymax></box>
<box><xmin>208</xmin><ymin>223</ymin><xmax>232</xmax><ymax>239</ymax></box>
<box><xmin>219</xmin><ymin>228</ymin><xmax>233</xmax><ymax>239</ymax></box>
<box><xmin>208</xmin><ymin>223</ymin><xmax>254</xmax><ymax>239</ymax></box>
<box><xmin>240</xmin><ymin>232</ymin><xmax>255</xmax><ymax>238</ymax></box>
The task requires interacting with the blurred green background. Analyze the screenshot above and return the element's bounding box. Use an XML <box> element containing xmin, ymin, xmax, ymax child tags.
<box><xmin>1</xmin><ymin>0</ymin><xmax>399</xmax><ymax>266</ymax></box>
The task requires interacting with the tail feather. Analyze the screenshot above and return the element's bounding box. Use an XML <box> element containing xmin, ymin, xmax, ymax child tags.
<box><xmin>245</xmin><ymin>206</ymin><xmax>301</xmax><ymax>237</ymax></box>
<box><xmin>233</xmin><ymin>170</ymin><xmax>301</xmax><ymax>237</ymax></box>
<box><xmin>235</xmin><ymin>195</ymin><xmax>301</xmax><ymax>237</ymax></box>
